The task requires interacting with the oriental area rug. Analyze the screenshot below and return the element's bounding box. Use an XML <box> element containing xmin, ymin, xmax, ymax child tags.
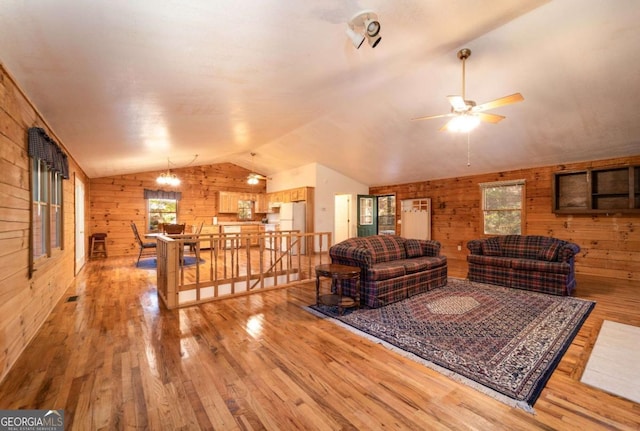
<box><xmin>307</xmin><ymin>278</ymin><xmax>595</xmax><ymax>412</ymax></box>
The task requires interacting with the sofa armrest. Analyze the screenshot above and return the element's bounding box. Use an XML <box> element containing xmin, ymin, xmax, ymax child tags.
<box><xmin>467</xmin><ymin>240</ymin><xmax>483</xmax><ymax>255</ymax></box>
<box><xmin>558</xmin><ymin>242</ymin><xmax>580</xmax><ymax>262</ymax></box>
<box><xmin>419</xmin><ymin>240</ymin><xmax>441</xmax><ymax>257</ymax></box>
<box><xmin>329</xmin><ymin>244</ymin><xmax>373</xmax><ymax>267</ymax></box>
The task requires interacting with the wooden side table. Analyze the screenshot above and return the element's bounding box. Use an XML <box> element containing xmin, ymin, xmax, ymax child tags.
<box><xmin>315</xmin><ymin>264</ymin><xmax>361</xmax><ymax>315</ymax></box>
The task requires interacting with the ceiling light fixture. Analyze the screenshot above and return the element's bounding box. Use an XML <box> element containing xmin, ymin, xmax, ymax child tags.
<box><xmin>156</xmin><ymin>158</ymin><xmax>181</xmax><ymax>187</ymax></box>
<box><xmin>247</xmin><ymin>174</ymin><xmax>260</xmax><ymax>185</ymax></box>
<box><xmin>346</xmin><ymin>10</ymin><xmax>381</xmax><ymax>49</ymax></box>
<box><xmin>155</xmin><ymin>154</ymin><xmax>198</xmax><ymax>187</ymax></box>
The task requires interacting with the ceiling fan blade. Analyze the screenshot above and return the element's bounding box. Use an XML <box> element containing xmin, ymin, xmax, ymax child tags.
<box><xmin>439</xmin><ymin>122</ymin><xmax>452</xmax><ymax>132</ymax></box>
<box><xmin>447</xmin><ymin>95</ymin><xmax>467</xmax><ymax>111</ymax></box>
<box><xmin>477</xmin><ymin>112</ymin><xmax>506</xmax><ymax>123</ymax></box>
<box><xmin>473</xmin><ymin>93</ymin><xmax>524</xmax><ymax>112</ymax></box>
<box><xmin>411</xmin><ymin>113</ymin><xmax>454</xmax><ymax>121</ymax></box>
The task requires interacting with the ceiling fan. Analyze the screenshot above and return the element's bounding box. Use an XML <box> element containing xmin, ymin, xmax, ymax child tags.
<box><xmin>412</xmin><ymin>48</ymin><xmax>524</xmax><ymax>132</ymax></box>
<box><xmin>247</xmin><ymin>153</ymin><xmax>267</xmax><ymax>184</ymax></box>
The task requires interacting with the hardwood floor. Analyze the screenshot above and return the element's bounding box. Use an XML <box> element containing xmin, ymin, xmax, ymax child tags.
<box><xmin>1</xmin><ymin>257</ymin><xmax>639</xmax><ymax>430</ymax></box>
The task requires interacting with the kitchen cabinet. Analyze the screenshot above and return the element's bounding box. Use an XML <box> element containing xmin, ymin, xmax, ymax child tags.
<box><xmin>291</xmin><ymin>187</ymin><xmax>306</xmax><ymax>202</ymax></box>
<box><xmin>267</xmin><ymin>187</ymin><xmax>309</xmax><ymax>206</ymax></box>
<box><xmin>219</xmin><ymin>191</ymin><xmax>269</xmax><ymax>214</ymax></box>
<box><xmin>219</xmin><ymin>191</ymin><xmax>239</xmax><ymax>213</ymax></box>
<box><xmin>255</xmin><ymin>193</ymin><xmax>268</xmax><ymax>213</ymax></box>
<box><xmin>269</xmin><ymin>191</ymin><xmax>283</xmax><ymax>207</ymax></box>
<box><xmin>553</xmin><ymin>165</ymin><xmax>640</xmax><ymax>214</ymax></box>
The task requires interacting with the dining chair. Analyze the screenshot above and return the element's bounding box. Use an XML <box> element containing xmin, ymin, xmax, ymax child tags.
<box><xmin>185</xmin><ymin>221</ymin><xmax>205</xmax><ymax>253</ymax></box>
<box><xmin>163</xmin><ymin>223</ymin><xmax>186</xmax><ymax>235</ymax></box>
<box><xmin>131</xmin><ymin>222</ymin><xmax>157</xmax><ymax>266</ymax></box>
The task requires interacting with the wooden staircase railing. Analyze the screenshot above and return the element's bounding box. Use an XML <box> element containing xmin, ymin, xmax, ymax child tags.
<box><xmin>156</xmin><ymin>231</ymin><xmax>332</xmax><ymax>309</ymax></box>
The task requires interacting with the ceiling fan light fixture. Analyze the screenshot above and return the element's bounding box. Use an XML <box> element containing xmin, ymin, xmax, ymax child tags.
<box><xmin>446</xmin><ymin>115</ymin><xmax>481</xmax><ymax>133</ymax></box>
<box><xmin>246</xmin><ymin>152</ymin><xmax>266</xmax><ymax>185</ymax></box>
<box><xmin>412</xmin><ymin>48</ymin><xmax>523</xmax><ymax>132</ymax></box>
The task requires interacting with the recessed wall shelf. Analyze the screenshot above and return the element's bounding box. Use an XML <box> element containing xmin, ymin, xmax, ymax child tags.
<box><xmin>552</xmin><ymin>165</ymin><xmax>640</xmax><ymax>214</ymax></box>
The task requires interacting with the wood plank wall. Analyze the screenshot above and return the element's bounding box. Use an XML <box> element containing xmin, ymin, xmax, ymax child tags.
<box><xmin>0</xmin><ymin>64</ymin><xmax>89</xmax><ymax>382</ymax></box>
<box><xmin>370</xmin><ymin>155</ymin><xmax>640</xmax><ymax>281</ymax></box>
<box><xmin>90</xmin><ymin>165</ymin><xmax>266</xmax><ymax>257</ymax></box>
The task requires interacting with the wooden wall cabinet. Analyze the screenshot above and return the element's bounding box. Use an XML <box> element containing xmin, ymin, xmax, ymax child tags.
<box><xmin>290</xmin><ymin>187</ymin><xmax>306</xmax><ymax>202</ymax></box>
<box><xmin>254</xmin><ymin>193</ymin><xmax>268</xmax><ymax>213</ymax></box>
<box><xmin>218</xmin><ymin>191</ymin><xmax>239</xmax><ymax>213</ymax></box>
<box><xmin>268</xmin><ymin>191</ymin><xmax>283</xmax><ymax>207</ymax></box>
<box><xmin>553</xmin><ymin>165</ymin><xmax>640</xmax><ymax>214</ymax></box>
<box><xmin>220</xmin><ymin>191</ymin><xmax>270</xmax><ymax>214</ymax></box>
<box><xmin>267</xmin><ymin>187</ymin><xmax>309</xmax><ymax>205</ymax></box>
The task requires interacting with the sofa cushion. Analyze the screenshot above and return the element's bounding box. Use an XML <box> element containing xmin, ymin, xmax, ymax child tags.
<box><xmin>405</xmin><ymin>239</ymin><xmax>423</xmax><ymax>258</ymax></box>
<box><xmin>482</xmin><ymin>238</ymin><xmax>502</xmax><ymax>256</ymax></box>
<box><xmin>401</xmin><ymin>259</ymin><xmax>429</xmax><ymax>274</ymax></box>
<box><xmin>367</xmin><ymin>262</ymin><xmax>406</xmax><ymax>281</ymax></box>
<box><xmin>363</xmin><ymin>235</ymin><xmax>407</xmax><ymax>263</ymax></box>
<box><xmin>501</xmin><ymin>235</ymin><xmax>552</xmax><ymax>260</ymax></box>
<box><xmin>511</xmin><ymin>258</ymin><xmax>570</xmax><ymax>274</ymax></box>
<box><xmin>400</xmin><ymin>256</ymin><xmax>447</xmax><ymax>274</ymax></box>
<box><xmin>467</xmin><ymin>254</ymin><xmax>513</xmax><ymax>268</ymax></box>
<box><xmin>537</xmin><ymin>241</ymin><xmax>562</xmax><ymax>262</ymax></box>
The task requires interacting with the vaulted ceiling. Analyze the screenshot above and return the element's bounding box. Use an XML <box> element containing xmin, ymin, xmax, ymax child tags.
<box><xmin>1</xmin><ymin>1</ymin><xmax>639</xmax><ymax>186</ymax></box>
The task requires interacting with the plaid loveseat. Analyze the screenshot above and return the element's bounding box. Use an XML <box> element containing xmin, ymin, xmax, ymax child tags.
<box><xmin>329</xmin><ymin>235</ymin><xmax>447</xmax><ymax>308</ymax></box>
<box><xmin>466</xmin><ymin>235</ymin><xmax>580</xmax><ymax>296</ymax></box>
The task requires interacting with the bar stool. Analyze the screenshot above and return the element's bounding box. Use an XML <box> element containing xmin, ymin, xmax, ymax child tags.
<box><xmin>90</xmin><ymin>233</ymin><xmax>108</xmax><ymax>259</ymax></box>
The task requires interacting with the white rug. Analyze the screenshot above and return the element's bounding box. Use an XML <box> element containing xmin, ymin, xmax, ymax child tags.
<box><xmin>581</xmin><ymin>320</ymin><xmax>640</xmax><ymax>403</ymax></box>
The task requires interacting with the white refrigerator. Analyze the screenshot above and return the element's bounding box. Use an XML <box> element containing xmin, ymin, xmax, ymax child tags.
<box><xmin>279</xmin><ymin>202</ymin><xmax>306</xmax><ymax>254</ymax></box>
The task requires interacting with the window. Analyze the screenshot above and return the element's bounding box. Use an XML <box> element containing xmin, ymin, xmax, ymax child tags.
<box><xmin>32</xmin><ymin>162</ymin><xmax>63</xmax><ymax>259</ymax></box>
<box><xmin>237</xmin><ymin>200</ymin><xmax>252</xmax><ymax>221</ymax></box>
<box><xmin>29</xmin><ymin>127</ymin><xmax>68</xmax><ymax>268</ymax></box>
<box><xmin>50</xmin><ymin>171</ymin><xmax>63</xmax><ymax>248</ymax></box>
<box><xmin>377</xmin><ymin>195</ymin><xmax>396</xmax><ymax>234</ymax></box>
<box><xmin>359</xmin><ymin>197</ymin><xmax>374</xmax><ymax>225</ymax></box>
<box><xmin>144</xmin><ymin>189</ymin><xmax>182</xmax><ymax>231</ymax></box>
<box><xmin>148</xmin><ymin>198</ymin><xmax>178</xmax><ymax>231</ymax></box>
<box><xmin>481</xmin><ymin>180</ymin><xmax>525</xmax><ymax>235</ymax></box>
<box><xmin>32</xmin><ymin>158</ymin><xmax>49</xmax><ymax>259</ymax></box>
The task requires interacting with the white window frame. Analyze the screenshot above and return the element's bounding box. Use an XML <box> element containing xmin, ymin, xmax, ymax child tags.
<box><xmin>31</xmin><ymin>158</ymin><xmax>64</xmax><ymax>262</ymax></box>
<box><xmin>147</xmin><ymin>198</ymin><xmax>179</xmax><ymax>232</ymax></box>
<box><xmin>480</xmin><ymin>179</ymin><xmax>526</xmax><ymax>235</ymax></box>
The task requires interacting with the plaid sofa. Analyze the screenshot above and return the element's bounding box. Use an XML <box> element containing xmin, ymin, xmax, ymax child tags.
<box><xmin>329</xmin><ymin>235</ymin><xmax>447</xmax><ymax>308</ymax></box>
<box><xmin>466</xmin><ymin>235</ymin><xmax>580</xmax><ymax>296</ymax></box>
